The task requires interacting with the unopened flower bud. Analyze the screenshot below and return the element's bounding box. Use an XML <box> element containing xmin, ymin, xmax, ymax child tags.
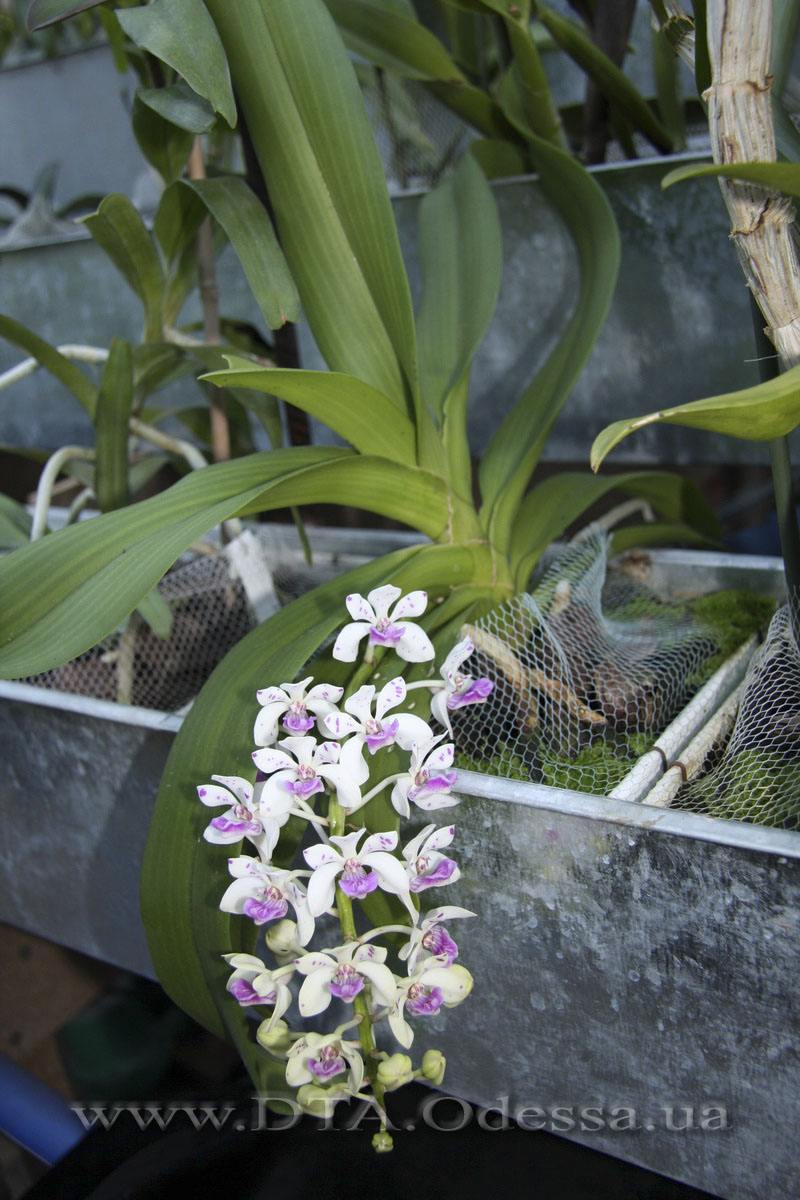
<box><xmin>372</xmin><ymin>1129</ymin><xmax>394</xmax><ymax>1153</ymax></box>
<box><xmin>376</xmin><ymin>1052</ymin><xmax>414</xmax><ymax>1091</ymax></box>
<box><xmin>256</xmin><ymin>1018</ymin><xmax>291</xmax><ymax>1052</ymax></box>
<box><xmin>265</xmin><ymin>919</ymin><xmax>301</xmax><ymax>962</ymax></box>
<box><xmin>420</xmin><ymin>1048</ymin><xmax>446</xmax><ymax>1085</ymax></box>
<box><xmin>296</xmin><ymin>1084</ymin><xmax>342</xmax><ymax>1119</ymax></box>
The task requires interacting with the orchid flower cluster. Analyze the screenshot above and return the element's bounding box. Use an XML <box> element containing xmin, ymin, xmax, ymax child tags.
<box><xmin>196</xmin><ymin>585</ymin><xmax>492</xmax><ymax>1149</ymax></box>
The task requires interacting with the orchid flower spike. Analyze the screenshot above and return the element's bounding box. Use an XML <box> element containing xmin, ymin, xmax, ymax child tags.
<box><xmin>254</xmin><ymin>677</ymin><xmax>343</xmax><ymax>746</ymax></box>
<box><xmin>430</xmin><ymin>636</ymin><xmax>493</xmax><ymax>734</ymax></box>
<box><xmin>332</xmin><ymin>585</ymin><xmax>434</xmax><ymax>663</ymax></box>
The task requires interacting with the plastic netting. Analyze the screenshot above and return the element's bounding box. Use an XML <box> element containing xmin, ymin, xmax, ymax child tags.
<box><xmin>451</xmin><ymin>535</ymin><xmax>738</xmax><ymax>796</ymax></box>
<box><xmin>673</xmin><ymin>604</ymin><xmax>800</xmax><ymax>829</ymax></box>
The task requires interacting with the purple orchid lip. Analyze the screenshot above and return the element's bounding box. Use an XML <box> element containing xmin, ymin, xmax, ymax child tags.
<box><xmin>448</xmin><ymin>678</ymin><xmax>493</xmax><ymax>709</ymax></box>
<box><xmin>406</xmin><ymin>985</ymin><xmax>444</xmax><ymax>1017</ymax></box>
<box><xmin>365</xmin><ymin>717</ymin><xmax>399</xmax><ymax>753</ymax></box>
<box><xmin>408</xmin><ymin>770</ymin><xmax>458</xmax><ymax>801</ymax></box>
<box><xmin>339</xmin><ymin>864</ymin><xmax>379</xmax><ymax>900</ymax></box>
<box><xmin>369</xmin><ymin>623</ymin><xmax>405</xmax><ymax>646</ymax></box>
<box><xmin>410</xmin><ymin>856</ymin><xmax>457</xmax><ymax>892</ymax></box>
<box><xmin>282</xmin><ymin>712</ymin><xmax>316</xmax><ymax>734</ymax></box>
<box><xmin>285</xmin><ymin>776</ymin><xmax>324</xmax><ymax>799</ymax></box>
<box><xmin>329</xmin><ymin>966</ymin><xmax>365</xmax><ymax>1002</ymax></box>
<box><xmin>211</xmin><ymin>815</ymin><xmax>262</xmax><ymax>836</ymax></box>
<box><xmin>229</xmin><ymin>978</ymin><xmax>277</xmax><ymax>1006</ymax></box>
<box><xmin>243</xmin><ymin>894</ymin><xmax>289</xmax><ymax>924</ymax></box>
<box><xmin>309</xmin><ymin>1053</ymin><xmax>347</xmax><ymax>1082</ymax></box>
<box><xmin>422</xmin><ymin>926</ymin><xmax>458</xmax><ymax>964</ymax></box>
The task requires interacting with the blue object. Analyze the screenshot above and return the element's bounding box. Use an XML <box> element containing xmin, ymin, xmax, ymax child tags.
<box><xmin>0</xmin><ymin>1051</ymin><xmax>87</xmax><ymax>1164</ymax></box>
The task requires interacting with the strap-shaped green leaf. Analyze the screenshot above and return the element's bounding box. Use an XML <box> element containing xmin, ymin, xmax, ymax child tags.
<box><xmin>416</xmin><ymin>155</ymin><xmax>502</xmax><ymax>421</ymax></box>
<box><xmin>662</xmin><ymin>160</ymin><xmax>800</xmax><ymax>196</ymax></box>
<box><xmin>80</xmin><ymin>196</ymin><xmax>165</xmax><ymax>342</ymax></box>
<box><xmin>141</xmin><ymin>539</ymin><xmax>480</xmax><ymax>1038</ymax></box>
<box><xmin>0</xmin><ymin>314</ymin><xmax>97</xmax><ymax>418</ymax></box>
<box><xmin>94</xmin><ymin>337</ymin><xmax>133</xmax><ymax>513</ymax></box>
<box><xmin>509</xmin><ymin>470</ymin><xmax>721</xmax><ymax>589</ymax></box>
<box><xmin>0</xmin><ymin>494</ymin><xmax>33</xmax><ymax>548</ymax></box>
<box><xmin>324</xmin><ymin>0</ymin><xmax>468</xmax><ymax>79</ymax></box>
<box><xmin>591</xmin><ymin>364</ymin><xmax>800</xmax><ymax>471</ymax></box>
<box><xmin>174</xmin><ymin>178</ymin><xmax>301</xmax><ymax>330</ymax></box>
<box><xmin>117</xmin><ymin>0</ymin><xmax>237</xmax><ymax>128</ymax></box>
<box><xmin>0</xmin><ymin>448</ymin><xmax>450</xmax><ymax>676</ymax></box>
<box><xmin>205</xmin><ymin>0</ymin><xmax>418</xmax><ymax>412</ymax></box>
<box><xmin>535</xmin><ymin>4</ymin><xmax>674</xmax><ymax>154</ymax></box>
<box><xmin>203</xmin><ymin>362</ymin><xmax>416</xmax><ymax>462</ymax></box>
<box><xmin>478</xmin><ymin>100</ymin><xmax>620</xmax><ymax>554</ymax></box>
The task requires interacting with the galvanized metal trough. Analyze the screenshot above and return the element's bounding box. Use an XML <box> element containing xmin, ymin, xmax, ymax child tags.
<box><xmin>1</xmin><ymin>545</ymin><xmax>795</xmax><ymax>1200</ymax></box>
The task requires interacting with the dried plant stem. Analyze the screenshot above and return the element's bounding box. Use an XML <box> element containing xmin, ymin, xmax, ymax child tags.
<box><xmin>705</xmin><ymin>0</ymin><xmax>800</xmax><ymax>620</ymax></box>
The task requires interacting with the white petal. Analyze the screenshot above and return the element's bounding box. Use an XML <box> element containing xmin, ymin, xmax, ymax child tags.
<box><xmin>413</xmin><ymin>791</ymin><xmax>460</xmax><ymax>812</ymax></box>
<box><xmin>332</xmin><ymin>622</ymin><xmax>370</xmax><ymax>662</ymax></box>
<box><xmin>294</xmin><ymin>952</ymin><xmax>335</xmax><ymax>976</ymax></box>
<box><xmin>357</xmin><ymin>961</ymin><xmax>397</xmax><ymax>1007</ymax></box>
<box><xmin>342</xmin><ymin>1044</ymin><xmax>365</xmax><ymax>1093</ymax></box>
<box><xmin>323</xmin><ymin>711</ymin><xmax>360</xmax><ymax>739</ymax></box>
<box><xmin>319</xmin><ymin>764</ymin><xmax>363</xmax><ymax>810</ymax></box>
<box><xmin>252</xmin><ymin>747</ymin><xmax>295</xmax><ymax>774</ymax></box>
<box><xmin>306</xmin><ymin>861</ymin><xmax>342</xmax><ymax>917</ymax></box>
<box><xmin>339</xmin><ymin>737</ymin><xmax>370</xmax><ymax>787</ymax></box>
<box><xmin>425</xmin><ymin>742</ymin><xmax>455</xmax><ymax>771</ymax></box>
<box><xmin>345</xmin><ymin>592</ymin><xmax>377</xmax><ymax>622</ymax></box>
<box><xmin>375</xmin><ymin>677</ymin><xmax>406</xmax><ymax>718</ymax></box>
<box><xmin>344</xmin><ymin>685</ymin><xmax>375</xmax><ymax>724</ymax></box>
<box><xmin>329</xmin><ymin>829</ymin><xmax>365</xmax><ymax>857</ymax></box>
<box><xmin>422</xmin><ymin>825</ymin><xmax>456</xmax><ymax>852</ymax></box>
<box><xmin>393</xmin><ymin>714</ymin><xmax>434</xmax><ymax>751</ymax></box>
<box><xmin>402</xmin><ymin>824</ymin><xmax>435</xmax><ymax>861</ymax></box>
<box><xmin>279</xmin><ymin>735</ymin><xmax>317</xmax><ymax>763</ymax></box>
<box><xmin>211</xmin><ymin>775</ymin><xmax>253</xmax><ymax>804</ymax></box>
<box><xmin>307</xmin><ymin>682</ymin><xmax>344</xmax><ymax>704</ymax></box>
<box><xmin>422</xmin><ymin>964</ymin><xmax>473</xmax><ymax>1005</ymax></box>
<box><xmin>303</xmin><ymin>843</ymin><xmax>340</xmax><ymax>871</ymax></box>
<box><xmin>388</xmin><ymin>1007</ymin><xmax>414</xmax><ymax>1049</ymax></box>
<box><xmin>396</xmin><ymin>623</ymin><xmax>435</xmax><ymax>662</ymax></box>
<box><xmin>389</xmin><ymin>781</ymin><xmax>410</xmax><ymax>819</ymax></box>
<box><xmin>253</xmin><ymin>702</ymin><xmax>287</xmax><ymax>746</ymax></box>
<box><xmin>298</xmin><ymin>969</ymin><xmax>335</xmax><ymax>1017</ymax></box>
<box><xmin>366</xmin><ymin>584</ymin><xmax>401</xmax><ymax>617</ymax></box>
<box><xmin>424</xmin><ymin>906</ymin><xmax>475</xmax><ymax>923</ymax></box>
<box><xmin>197</xmin><ymin>783</ymin><xmax>237</xmax><ymax>808</ymax></box>
<box><xmin>257</xmin><ymin>686</ymin><xmax>290</xmax><ymax>705</ymax></box>
<box><xmin>429</xmin><ymin>689</ymin><xmax>452</xmax><ymax>734</ymax></box>
<box><xmin>257</xmin><ymin>773</ymin><xmax>296</xmax><ymax>816</ymax></box>
<box><xmin>390</xmin><ymin>590</ymin><xmax>427</xmax><ymax>620</ymax></box>
<box><xmin>224</xmin><ymin>953</ymin><xmax>265</xmax><ymax>971</ymax></box>
<box><xmin>219</xmin><ymin>878</ymin><xmax>257</xmax><ymax>914</ymax></box>
<box><xmin>362</xmin><ymin>830</ymin><xmax>398</xmax><ymax>855</ymax></box>
<box><xmin>280</xmin><ymin>676</ymin><xmax>313</xmax><ymax>699</ymax></box>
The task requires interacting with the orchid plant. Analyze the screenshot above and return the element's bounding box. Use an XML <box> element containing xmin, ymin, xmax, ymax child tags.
<box><xmin>1</xmin><ymin>0</ymin><xmax>725</xmax><ymax>1104</ymax></box>
<box><xmin>196</xmin><ymin>583</ymin><xmax>490</xmax><ymax>1146</ymax></box>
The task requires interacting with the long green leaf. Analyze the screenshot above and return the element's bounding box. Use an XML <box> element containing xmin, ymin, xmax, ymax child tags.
<box><xmin>174</xmin><ymin>178</ymin><xmax>300</xmax><ymax>330</ymax></box>
<box><xmin>25</xmin><ymin>0</ymin><xmax>104</xmax><ymax>29</ymax></box>
<box><xmin>117</xmin><ymin>0</ymin><xmax>237</xmax><ymax>128</ymax></box>
<box><xmin>509</xmin><ymin>470</ymin><xmax>721</xmax><ymax>589</ymax></box>
<box><xmin>80</xmin><ymin>196</ymin><xmax>165</xmax><ymax>342</ymax></box>
<box><xmin>0</xmin><ymin>449</ymin><xmax>450</xmax><ymax>676</ymax></box>
<box><xmin>591</xmin><ymin>365</ymin><xmax>800</xmax><ymax>471</ymax></box>
<box><xmin>141</xmin><ymin>539</ymin><xmax>482</xmax><ymax>1037</ymax></box>
<box><xmin>662</xmin><ymin>160</ymin><xmax>800</xmax><ymax>196</ymax></box>
<box><xmin>536</xmin><ymin>3</ymin><xmax>674</xmax><ymax>153</ymax></box>
<box><xmin>416</xmin><ymin>154</ymin><xmax>502</xmax><ymax>421</ymax></box>
<box><xmin>204</xmin><ymin>0</ymin><xmax>419</xmax><ymax>414</ymax></box>
<box><xmin>0</xmin><ymin>315</ymin><xmax>97</xmax><ymax>419</ymax></box>
<box><xmin>202</xmin><ymin>363</ymin><xmax>416</xmax><ymax>462</ymax></box>
<box><xmin>478</xmin><ymin>100</ymin><xmax>620</xmax><ymax>554</ymax></box>
<box><xmin>0</xmin><ymin>495</ymin><xmax>33</xmax><ymax>548</ymax></box>
<box><xmin>94</xmin><ymin>337</ymin><xmax>133</xmax><ymax>513</ymax></box>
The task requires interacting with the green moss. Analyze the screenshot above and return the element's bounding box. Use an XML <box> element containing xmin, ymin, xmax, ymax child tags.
<box><xmin>682</xmin><ymin>749</ymin><xmax>800</xmax><ymax>828</ymax></box>
<box><xmin>539</xmin><ymin>734</ymin><xmax>647</xmax><ymax>793</ymax></box>
<box><xmin>454</xmin><ymin>740</ymin><xmax>531</xmax><ymax>782</ymax></box>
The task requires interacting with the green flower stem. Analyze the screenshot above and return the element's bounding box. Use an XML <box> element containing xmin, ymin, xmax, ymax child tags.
<box><xmin>327</xmin><ymin>793</ymin><xmax>388</xmax><ymax>1121</ymax></box>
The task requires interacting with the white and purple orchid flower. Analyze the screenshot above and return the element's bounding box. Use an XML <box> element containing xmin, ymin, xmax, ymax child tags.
<box><xmin>388</xmin><ymin>961</ymin><xmax>474</xmax><ymax>1048</ymax></box>
<box><xmin>252</xmin><ymin>735</ymin><xmax>361</xmax><ymax>813</ymax></box>
<box><xmin>285</xmin><ymin>1029</ymin><xmax>365</xmax><ymax>1092</ymax></box>
<box><xmin>219</xmin><ymin>857</ymin><xmax>314</xmax><ymax>945</ymax></box>
<box><xmin>254</xmin><ymin>677</ymin><xmax>343</xmax><ymax>746</ymax></box>
<box><xmin>430</xmin><ymin>636</ymin><xmax>493</xmax><ymax>734</ymax></box>
<box><xmin>303</xmin><ymin>828</ymin><xmax>415</xmax><ymax>918</ymax></box>
<box><xmin>294</xmin><ymin>942</ymin><xmax>397</xmax><ymax>1017</ymax></box>
<box><xmin>197</xmin><ymin>775</ymin><xmax>271</xmax><ymax>853</ymax></box>
<box><xmin>223</xmin><ymin>952</ymin><xmax>295</xmax><ymax>1033</ymax></box>
<box><xmin>398</xmin><ymin>905</ymin><xmax>476</xmax><ymax>972</ymax></box>
<box><xmin>332</xmin><ymin>585</ymin><xmax>435</xmax><ymax>663</ymax></box>
<box><xmin>390</xmin><ymin>736</ymin><xmax>460</xmax><ymax>818</ymax></box>
<box><xmin>323</xmin><ymin>677</ymin><xmax>433</xmax><ymax>785</ymax></box>
<box><xmin>402</xmin><ymin>823</ymin><xmax>461</xmax><ymax>893</ymax></box>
